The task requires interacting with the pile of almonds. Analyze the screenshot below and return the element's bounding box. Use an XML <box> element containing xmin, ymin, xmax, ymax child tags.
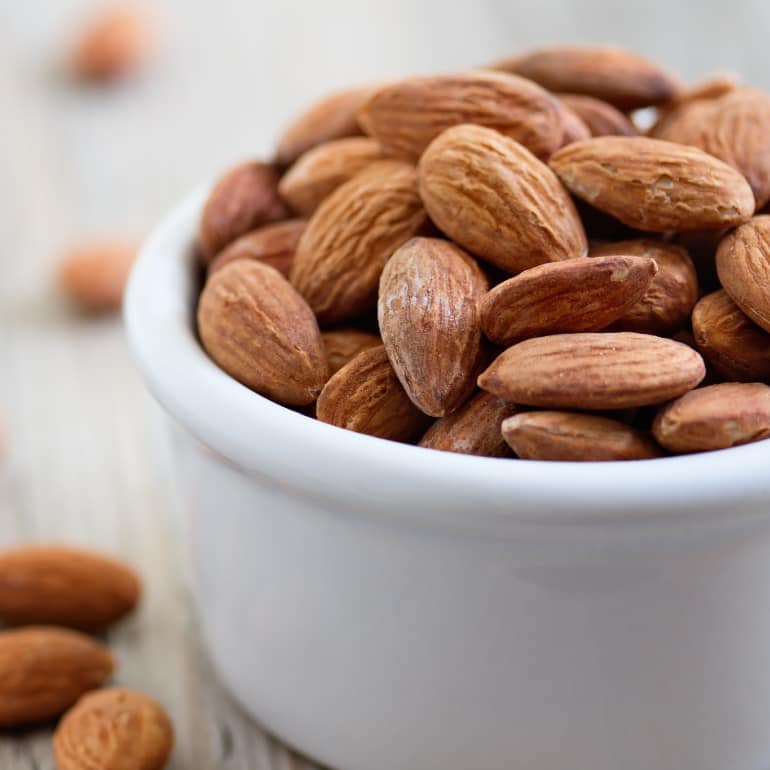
<box><xmin>197</xmin><ymin>45</ymin><xmax>770</xmax><ymax>461</ymax></box>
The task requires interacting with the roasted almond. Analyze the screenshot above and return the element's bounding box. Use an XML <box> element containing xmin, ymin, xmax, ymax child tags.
<box><xmin>322</xmin><ymin>328</ymin><xmax>382</xmax><ymax>375</ymax></box>
<box><xmin>198</xmin><ymin>260</ymin><xmax>327</xmax><ymax>406</ymax></box>
<box><xmin>550</xmin><ymin>136</ymin><xmax>755</xmax><ymax>232</ymax></box>
<box><xmin>418</xmin><ymin>123</ymin><xmax>587</xmax><ymax>274</ymax></box>
<box><xmin>478</xmin><ymin>332</ymin><xmax>705</xmax><ymax>409</ymax></box>
<box><xmin>557</xmin><ymin>93</ymin><xmax>638</xmax><ymax>137</ymax></box>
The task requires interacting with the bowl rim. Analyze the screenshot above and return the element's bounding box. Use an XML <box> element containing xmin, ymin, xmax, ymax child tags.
<box><xmin>124</xmin><ymin>185</ymin><xmax>770</xmax><ymax>532</ymax></box>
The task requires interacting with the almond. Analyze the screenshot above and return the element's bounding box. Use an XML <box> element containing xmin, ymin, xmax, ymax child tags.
<box><xmin>316</xmin><ymin>346</ymin><xmax>429</xmax><ymax>441</ymax></box>
<box><xmin>0</xmin><ymin>545</ymin><xmax>140</xmax><ymax>630</ymax></box>
<box><xmin>322</xmin><ymin>328</ymin><xmax>382</xmax><ymax>375</ymax></box>
<box><xmin>0</xmin><ymin>626</ymin><xmax>114</xmax><ymax>727</ymax></box>
<box><xmin>653</xmin><ymin>382</ymin><xmax>770</xmax><ymax>453</ymax></box>
<box><xmin>478</xmin><ymin>332</ymin><xmax>705</xmax><ymax>409</ymax></box>
<box><xmin>418</xmin><ymin>391</ymin><xmax>516</xmax><ymax>457</ymax></box>
<box><xmin>198</xmin><ymin>162</ymin><xmax>289</xmax><ymax>262</ymax></box>
<box><xmin>479</xmin><ymin>255</ymin><xmax>657</xmax><ymax>346</ymax></box>
<box><xmin>417</xmin><ymin>124</ymin><xmax>587</xmax><ymax>273</ymax></box>
<box><xmin>290</xmin><ymin>160</ymin><xmax>427</xmax><ymax>325</ymax></box>
<box><xmin>550</xmin><ymin>136</ymin><xmax>755</xmax><ymax>232</ymax></box>
<box><xmin>378</xmin><ymin>238</ymin><xmax>488</xmax><ymax>417</ymax></box>
<box><xmin>557</xmin><ymin>93</ymin><xmax>638</xmax><ymax>137</ymax></box>
<box><xmin>716</xmin><ymin>215</ymin><xmax>770</xmax><ymax>332</ymax></box>
<box><xmin>359</xmin><ymin>71</ymin><xmax>567</xmax><ymax>161</ymax></box>
<box><xmin>198</xmin><ymin>260</ymin><xmax>328</xmax><ymax>406</ymax></box>
<box><xmin>501</xmin><ymin>411</ymin><xmax>662</xmax><ymax>461</ymax></box>
<box><xmin>54</xmin><ymin>687</ymin><xmax>173</xmax><ymax>770</ymax></box>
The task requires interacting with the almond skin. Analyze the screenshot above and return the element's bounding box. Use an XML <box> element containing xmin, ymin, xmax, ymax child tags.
<box><xmin>198</xmin><ymin>162</ymin><xmax>289</xmax><ymax>262</ymax></box>
<box><xmin>290</xmin><ymin>160</ymin><xmax>427</xmax><ymax>325</ymax></box>
<box><xmin>716</xmin><ymin>215</ymin><xmax>770</xmax><ymax>333</ymax></box>
<box><xmin>418</xmin><ymin>391</ymin><xmax>516</xmax><ymax>457</ymax></box>
<box><xmin>478</xmin><ymin>332</ymin><xmax>705</xmax><ymax>409</ymax></box>
<box><xmin>479</xmin><ymin>255</ymin><xmax>657</xmax><ymax>346</ymax></box>
<box><xmin>0</xmin><ymin>545</ymin><xmax>140</xmax><ymax>630</ymax></box>
<box><xmin>0</xmin><ymin>626</ymin><xmax>114</xmax><ymax>727</ymax></box>
<box><xmin>418</xmin><ymin>124</ymin><xmax>587</xmax><ymax>274</ymax></box>
<box><xmin>379</xmin><ymin>238</ymin><xmax>488</xmax><ymax>417</ymax></box>
<box><xmin>322</xmin><ymin>329</ymin><xmax>382</xmax><ymax>375</ymax></box>
<box><xmin>555</xmin><ymin>101</ymin><xmax>591</xmax><ymax>146</ymax></box>
<box><xmin>198</xmin><ymin>260</ymin><xmax>328</xmax><ymax>406</ymax></box>
<box><xmin>692</xmin><ymin>290</ymin><xmax>770</xmax><ymax>382</ymax></box>
<box><xmin>54</xmin><ymin>688</ymin><xmax>173</xmax><ymax>770</ymax></box>
<box><xmin>653</xmin><ymin>383</ymin><xmax>770</xmax><ymax>453</ymax></box>
<box><xmin>502</xmin><ymin>411</ymin><xmax>662</xmax><ymax>461</ymax></box>
<box><xmin>359</xmin><ymin>71</ymin><xmax>565</xmax><ymax>160</ymax></box>
<box><xmin>316</xmin><ymin>346</ymin><xmax>429</xmax><ymax>441</ymax></box>
<box><xmin>557</xmin><ymin>93</ymin><xmax>638</xmax><ymax>137</ymax></box>
<box><xmin>278</xmin><ymin>138</ymin><xmax>386</xmax><ymax>216</ymax></box>
<box><xmin>550</xmin><ymin>136</ymin><xmax>755</xmax><ymax>232</ymax></box>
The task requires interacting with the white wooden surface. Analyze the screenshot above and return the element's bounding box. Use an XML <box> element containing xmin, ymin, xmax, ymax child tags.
<box><xmin>2</xmin><ymin>1</ymin><xmax>770</xmax><ymax>767</ymax></box>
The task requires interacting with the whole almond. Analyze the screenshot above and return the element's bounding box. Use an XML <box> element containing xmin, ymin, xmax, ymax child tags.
<box><xmin>590</xmin><ymin>240</ymin><xmax>699</xmax><ymax>334</ymax></box>
<box><xmin>278</xmin><ymin>138</ymin><xmax>385</xmax><ymax>216</ymax></box>
<box><xmin>418</xmin><ymin>391</ymin><xmax>516</xmax><ymax>457</ymax></box>
<box><xmin>54</xmin><ymin>687</ymin><xmax>173</xmax><ymax>770</ymax></box>
<box><xmin>716</xmin><ymin>215</ymin><xmax>770</xmax><ymax>332</ymax></box>
<box><xmin>290</xmin><ymin>160</ymin><xmax>427</xmax><ymax>325</ymax></box>
<box><xmin>207</xmin><ymin>219</ymin><xmax>306</xmax><ymax>278</ymax></box>
<box><xmin>550</xmin><ymin>136</ymin><xmax>755</xmax><ymax>232</ymax></box>
<box><xmin>322</xmin><ymin>329</ymin><xmax>382</xmax><ymax>375</ymax></box>
<box><xmin>692</xmin><ymin>290</ymin><xmax>770</xmax><ymax>382</ymax></box>
<box><xmin>0</xmin><ymin>626</ymin><xmax>114</xmax><ymax>727</ymax></box>
<box><xmin>359</xmin><ymin>71</ymin><xmax>565</xmax><ymax>160</ymax></box>
<box><xmin>502</xmin><ymin>411</ymin><xmax>662</xmax><ymax>461</ymax></box>
<box><xmin>198</xmin><ymin>260</ymin><xmax>328</xmax><ymax>405</ymax></box>
<box><xmin>653</xmin><ymin>382</ymin><xmax>770</xmax><ymax>453</ymax></box>
<box><xmin>0</xmin><ymin>545</ymin><xmax>140</xmax><ymax>630</ymax></box>
<box><xmin>480</xmin><ymin>255</ymin><xmax>657</xmax><ymax>346</ymax></box>
<box><xmin>478</xmin><ymin>332</ymin><xmax>705</xmax><ymax>409</ymax></box>
<box><xmin>379</xmin><ymin>238</ymin><xmax>488</xmax><ymax>417</ymax></box>
<box><xmin>316</xmin><ymin>346</ymin><xmax>429</xmax><ymax>441</ymax></box>
<box><xmin>198</xmin><ymin>162</ymin><xmax>288</xmax><ymax>262</ymax></box>
<box><xmin>418</xmin><ymin>124</ymin><xmax>587</xmax><ymax>274</ymax></box>
<box><xmin>557</xmin><ymin>93</ymin><xmax>638</xmax><ymax>137</ymax></box>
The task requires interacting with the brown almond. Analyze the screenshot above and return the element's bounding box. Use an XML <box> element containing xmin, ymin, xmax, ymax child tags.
<box><xmin>322</xmin><ymin>329</ymin><xmax>382</xmax><ymax>375</ymax></box>
<box><xmin>480</xmin><ymin>255</ymin><xmax>657</xmax><ymax>346</ymax></box>
<box><xmin>0</xmin><ymin>545</ymin><xmax>140</xmax><ymax>630</ymax></box>
<box><xmin>290</xmin><ymin>160</ymin><xmax>427</xmax><ymax>325</ymax></box>
<box><xmin>502</xmin><ymin>411</ymin><xmax>662</xmax><ymax>461</ymax></box>
<box><xmin>198</xmin><ymin>260</ymin><xmax>327</xmax><ymax>406</ymax></box>
<box><xmin>418</xmin><ymin>123</ymin><xmax>587</xmax><ymax>274</ymax></box>
<box><xmin>550</xmin><ymin>136</ymin><xmax>755</xmax><ymax>232</ymax></box>
<box><xmin>653</xmin><ymin>382</ymin><xmax>770</xmax><ymax>453</ymax></box>
<box><xmin>557</xmin><ymin>93</ymin><xmax>638</xmax><ymax>137</ymax></box>
<box><xmin>379</xmin><ymin>238</ymin><xmax>488</xmax><ymax>417</ymax></box>
<box><xmin>54</xmin><ymin>687</ymin><xmax>173</xmax><ymax>770</ymax></box>
<box><xmin>316</xmin><ymin>346</ymin><xmax>429</xmax><ymax>441</ymax></box>
<box><xmin>0</xmin><ymin>626</ymin><xmax>114</xmax><ymax>727</ymax></box>
<box><xmin>478</xmin><ymin>332</ymin><xmax>705</xmax><ymax>409</ymax></box>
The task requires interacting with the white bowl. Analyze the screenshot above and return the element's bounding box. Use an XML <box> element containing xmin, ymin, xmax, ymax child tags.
<box><xmin>125</xmin><ymin>186</ymin><xmax>770</xmax><ymax>770</ymax></box>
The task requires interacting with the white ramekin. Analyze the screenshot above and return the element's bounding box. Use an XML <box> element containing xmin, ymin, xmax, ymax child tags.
<box><xmin>125</xmin><ymin>187</ymin><xmax>770</xmax><ymax>770</ymax></box>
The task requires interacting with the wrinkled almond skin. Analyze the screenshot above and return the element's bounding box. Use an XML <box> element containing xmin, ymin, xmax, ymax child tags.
<box><xmin>692</xmin><ymin>290</ymin><xmax>770</xmax><ymax>382</ymax></box>
<box><xmin>479</xmin><ymin>332</ymin><xmax>705</xmax><ymax>409</ymax></box>
<box><xmin>716</xmin><ymin>215</ymin><xmax>770</xmax><ymax>332</ymax></box>
<box><xmin>290</xmin><ymin>160</ymin><xmax>427</xmax><ymax>325</ymax></box>
<box><xmin>322</xmin><ymin>329</ymin><xmax>382</xmax><ymax>375</ymax></box>
<box><xmin>653</xmin><ymin>383</ymin><xmax>770</xmax><ymax>453</ymax></box>
<box><xmin>418</xmin><ymin>124</ymin><xmax>587</xmax><ymax>274</ymax></box>
<box><xmin>207</xmin><ymin>219</ymin><xmax>306</xmax><ymax>278</ymax></box>
<box><xmin>418</xmin><ymin>391</ymin><xmax>516</xmax><ymax>457</ymax></box>
<box><xmin>0</xmin><ymin>626</ymin><xmax>114</xmax><ymax>727</ymax></box>
<box><xmin>550</xmin><ymin>136</ymin><xmax>755</xmax><ymax>232</ymax></box>
<box><xmin>492</xmin><ymin>45</ymin><xmax>681</xmax><ymax>110</ymax></box>
<box><xmin>502</xmin><ymin>411</ymin><xmax>662</xmax><ymax>461</ymax></box>
<box><xmin>0</xmin><ymin>545</ymin><xmax>141</xmax><ymax>630</ymax></box>
<box><xmin>480</xmin><ymin>255</ymin><xmax>657</xmax><ymax>346</ymax></box>
<box><xmin>198</xmin><ymin>260</ymin><xmax>327</xmax><ymax>406</ymax></box>
<box><xmin>359</xmin><ymin>71</ymin><xmax>566</xmax><ymax>161</ymax></box>
<box><xmin>590</xmin><ymin>240</ymin><xmax>699</xmax><ymax>334</ymax></box>
<box><xmin>198</xmin><ymin>162</ymin><xmax>289</xmax><ymax>262</ymax></box>
<box><xmin>316</xmin><ymin>346</ymin><xmax>429</xmax><ymax>441</ymax></box>
<box><xmin>54</xmin><ymin>688</ymin><xmax>173</xmax><ymax>770</ymax></box>
<box><xmin>557</xmin><ymin>93</ymin><xmax>638</xmax><ymax>137</ymax></box>
<box><xmin>378</xmin><ymin>238</ymin><xmax>488</xmax><ymax>417</ymax></box>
